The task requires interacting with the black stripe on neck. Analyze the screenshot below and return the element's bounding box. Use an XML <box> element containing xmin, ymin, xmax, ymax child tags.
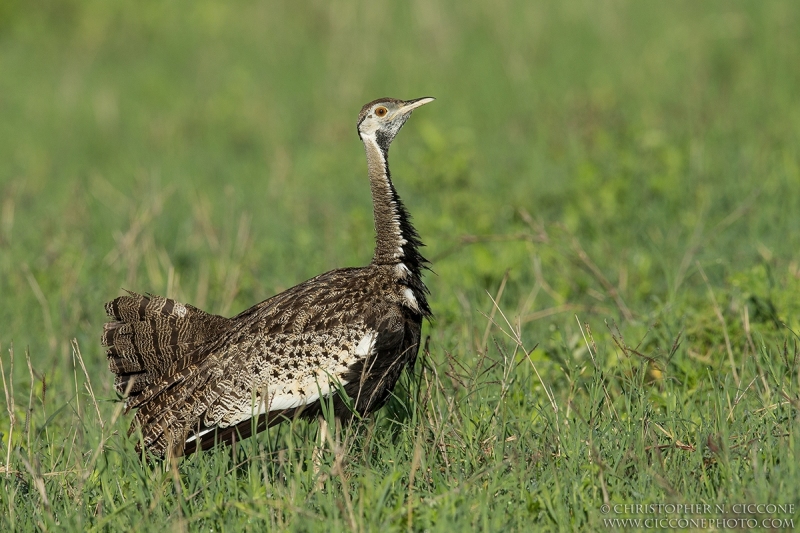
<box><xmin>375</xmin><ymin>131</ymin><xmax>392</xmax><ymax>156</ymax></box>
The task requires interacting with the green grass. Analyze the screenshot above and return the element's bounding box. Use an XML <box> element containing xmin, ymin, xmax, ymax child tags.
<box><xmin>2</xmin><ymin>0</ymin><xmax>800</xmax><ymax>530</ymax></box>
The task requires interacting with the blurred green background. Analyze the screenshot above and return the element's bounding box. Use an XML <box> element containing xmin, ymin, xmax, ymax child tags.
<box><xmin>1</xmin><ymin>1</ymin><xmax>800</xmax><ymax>529</ymax></box>
<box><xmin>2</xmin><ymin>0</ymin><xmax>797</xmax><ymax>372</ymax></box>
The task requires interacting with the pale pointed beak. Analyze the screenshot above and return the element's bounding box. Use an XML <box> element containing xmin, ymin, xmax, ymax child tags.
<box><xmin>390</xmin><ymin>97</ymin><xmax>435</xmax><ymax>120</ymax></box>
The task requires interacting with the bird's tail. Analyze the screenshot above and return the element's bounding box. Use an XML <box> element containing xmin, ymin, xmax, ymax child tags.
<box><xmin>101</xmin><ymin>291</ymin><xmax>230</xmax><ymax>398</ymax></box>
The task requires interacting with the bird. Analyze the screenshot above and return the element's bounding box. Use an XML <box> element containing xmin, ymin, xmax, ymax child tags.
<box><xmin>101</xmin><ymin>97</ymin><xmax>434</xmax><ymax>458</ymax></box>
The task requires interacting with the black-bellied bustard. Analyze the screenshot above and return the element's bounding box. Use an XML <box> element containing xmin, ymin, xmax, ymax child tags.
<box><xmin>102</xmin><ymin>97</ymin><xmax>434</xmax><ymax>458</ymax></box>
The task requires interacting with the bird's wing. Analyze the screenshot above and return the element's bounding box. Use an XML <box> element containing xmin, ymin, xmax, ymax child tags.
<box><xmin>130</xmin><ymin>321</ymin><xmax>378</xmax><ymax>456</ymax></box>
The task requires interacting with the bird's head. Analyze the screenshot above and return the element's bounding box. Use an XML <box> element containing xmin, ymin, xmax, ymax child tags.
<box><xmin>357</xmin><ymin>97</ymin><xmax>434</xmax><ymax>151</ymax></box>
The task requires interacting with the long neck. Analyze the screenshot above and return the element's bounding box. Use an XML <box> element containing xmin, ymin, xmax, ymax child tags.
<box><xmin>362</xmin><ymin>135</ymin><xmax>430</xmax><ymax>306</ymax></box>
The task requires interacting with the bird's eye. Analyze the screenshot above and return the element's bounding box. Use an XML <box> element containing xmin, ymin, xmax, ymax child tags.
<box><xmin>374</xmin><ymin>106</ymin><xmax>388</xmax><ymax>117</ymax></box>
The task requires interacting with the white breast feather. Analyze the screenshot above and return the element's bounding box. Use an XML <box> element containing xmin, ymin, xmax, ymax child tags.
<box><xmin>394</xmin><ymin>263</ymin><xmax>410</xmax><ymax>278</ymax></box>
<box><xmin>403</xmin><ymin>288</ymin><xmax>419</xmax><ymax>311</ymax></box>
<box><xmin>355</xmin><ymin>331</ymin><xmax>376</xmax><ymax>356</ymax></box>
